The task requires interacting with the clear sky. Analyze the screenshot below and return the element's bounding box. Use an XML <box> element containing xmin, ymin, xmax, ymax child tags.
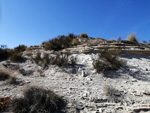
<box><xmin>0</xmin><ymin>0</ymin><xmax>150</xmax><ymax>48</ymax></box>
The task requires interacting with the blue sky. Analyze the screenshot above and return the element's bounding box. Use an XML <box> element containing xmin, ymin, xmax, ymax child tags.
<box><xmin>0</xmin><ymin>0</ymin><xmax>150</xmax><ymax>48</ymax></box>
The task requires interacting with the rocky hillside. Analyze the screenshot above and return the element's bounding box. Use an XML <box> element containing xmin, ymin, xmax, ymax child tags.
<box><xmin>1</xmin><ymin>36</ymin><xmax>150</xmax><ymax>113</ymax></box>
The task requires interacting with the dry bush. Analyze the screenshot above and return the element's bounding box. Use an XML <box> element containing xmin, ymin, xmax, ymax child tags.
<box><xmin>104</xmin><ymin>85</ymin><xmax>123</xmax><ymax>103</ymax></box>
<box><xmin>79</xmin><ymin>33</ymin><xmax>88</xmax><ymax>38</ymax></box>
<box><xmin>0</xmin><ymin>49</ymin><xmax>12</xmax><ymax>61</ymax></box>
<box><xmin>9</xmin><ymin>86</ymin><xmax>67</xmax><ymax>113</ymax></box>
<box><xmin>92</xmin><ymin>49</ymin><xmax>125</xmax><ymax>74</ymax></box>
<box><xmin>33</xmin><ymin>52</ymin><xmax>42</xmax><ymax>64</ymax></box>
<box><xmin>105</xmin><ymin>86</ymin><xmax>119</xmax><ymax>96</ymax></box>
<box><xmin>69</xmin><ymin>56</ymin><xmax>77</xmax><ymax>66</ymax></box>
<box><xmin>14</xmin><ymin>45</ymin><xmax>27</xmax><ymax>53</ymax></box>
<box><xmin>71</xmin><ymin>38</ymin><xmax>80</xmax><ymax>45</ymax></box>
<box><xmin>43</xmin><ymin>33</ymin><xmax>77</xmax><ymax>51</ymax></box>
<box><xmin>50</xmin><ymin>53</ymin><xmax>77</xmax><ymax>67</ymax></box>
<box><xmin>10</xmin><ymin>52</ymin><xmax>25</xmax><ymax>63</ymax></box>
<box><xmin>33</xmin><ymin>52</ymin><xmax>50</xmax><ymax>67</ymax></box>
<box><xmin>127</xmin><ymin>33</ymin><xmax>138</xmax><ymax>43</ymax></box>
<box><xmin>0</xmin><ymin>71</ymin><xmax>10</xmax><ymax>81</ymax></box>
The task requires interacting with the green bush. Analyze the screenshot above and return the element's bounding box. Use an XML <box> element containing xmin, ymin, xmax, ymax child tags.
<box><xmin>14</xmin><ymin>45</ymin><xmax>27</xmax><ymax>53</ymax></box>
<box><xmin>34</xmin><ymin>45</ymin><xmax>39</xmax><ymax>48</ymax></box>
<box><xmin>10</xmin><ymin>86</ymin><xmax>67</xmax><ymax>113</ymax></box>
<box><xmin>43</xmin><ymin>33</ymin><xmax>77</xmax><ymax>51</ymax></box>
<box><xmin>0</xmin><ymin>71</ymin><xmax>10</xmax><ymax>81</ymax></box>
<box><xmin>127</xmin><ymin>33</ymin><xmax>138</xmax><ymax>43</ymax></box>
<box><xmin>92</xmin><ymin>49</ymin><xmax>125</xmax><ymax>74</ymax></box>
<box><xmin>80</xmin><ymin>33</ymin><xmax>88</xmax><ymax>38</ymax></box>
<box><xmin>10</xmin><ymin>52</ymin><xmax>25</xmax><ymax>62</ymax></box>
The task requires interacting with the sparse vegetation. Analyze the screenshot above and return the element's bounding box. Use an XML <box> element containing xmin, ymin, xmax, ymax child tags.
<box><xmin>105</xmin><ymin>85</ymin><xmax>119</xmax><ymax>96</ymax></box>
<box><xmin>104</xmin><ymin>85</ymin><xmax>123</xmax><ymax>103</ymax></box>
<box><xmin>10</xmin><ymin>52</ymin><xmax>25</xmax><ymax>62</ymax></box>
<box><xmin>127</xmin><ymin>33</ymin><xmax>138</xmax><ymax>43</ymax></box>
<box><xmin>50</xmin><ymin>53</ymin><xmax>77</xmax><ymax>67</ymax></box>
<box><xmin>34</xmin><ymin>45</ymin><xmax>39</xmax><ymax>48</ymax></box>
<box><xmin>33</xmin><ymin>52</ymin><xmax>42</xmax><ymax>64</ymax></box>
<box><xmin>92</xmin><ymin>49</ymin><xmax>125</xmax><ymax>74</ymax></box>
<box><xmin>69</xmin><ymin>56</ymin><xmax>77</xmax><ymax>66</ymax></box>
<box><xmin>43</xmin><ymin>33</ymin><xmax>77</xmax><ymax>51</ymax></box>
<box><xmin>71</xmin><ymin>38</ymin><xmax>79</xmax><ymax>45</ymax></box>
<box><xmin>0</xmin><ymin>71</ymin><xmax>10</xmax><ymax>81</ymax></box>
<box><xmin>14</xmin><ymin>45</ymin><xmax>27</xmax><ymax>53</ymax></box>
<box><xmin>33</xmin><ymin>52</ymin><xmax>50</xmax><ymax>67</ymax></box>
<box><xmin>80</xmin><ymin>33</ymin><xmax>88</xmax><ymax>38</ymax></box>
<box><xmin>33</xmin><ymin>52</ymin><xmax>77</xmax><ymax>67</ymax></box>
<box><xmin>10</xmin><ymin>86</ymin><xmax>67</xmax><ymax>113</ymax></box>
<box><xmin>0</xmin><ymin>49</ymin><xmax>13</xmax><ymax>61</ymax></box>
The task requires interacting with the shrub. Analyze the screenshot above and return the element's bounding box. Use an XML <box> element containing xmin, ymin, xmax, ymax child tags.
<box><xmin>50</xmin><ymin>53</ymin><xmax>69</xmax><ymax>67</ymax></box>
<box><xmin>92</xmin><ymin>49</ymin><xmax>125</xmax><ymax>74</ymax></box>
<box><xmin>33</xmin><ymin>52</ymin><xmax>42</xmax><ymax>64</ymax></box>
<box><xmin>105</xmin><ymin>86</ymin><xmax>119</xmax><ymax>96</ymax></box>
<box><xmin>0</xmin><ymin>49</ymin><xmax>10</xmax><ymax>61</ymax></box>
<box><xmin>34</xmin><ymin>45</ymin><xmax>39</xmax><ymax>48</ymax></box>
<box><xmin>50</xmin><ymin>53</ymin><xmax>77</xmax><ymax>67</ymax></box>
<box><xmin>104</xmin><ymin>85</ymin><xmax>123</xmax><ymax>103</ymax></box>
<box><xmin>33</xmin><ymin>52</ymin><xmax>50</xmax><ymax>67</ymax></box>
<box><xmin>10</xmin><ymin>86</ymin><xmax>67</xmax><ymax>113</ymax></box>
<box><xmin>10</xmin><ymin>52</ymin><xmax>25</xmax><ymax>62</ymax></box>
<box><xmin>69</xmin><ymin>56</ymin><xmax>77</xmax><ymax>66</ymax></box>
<box><xmin>42</xmin><ymin>55</ymin><xmax>50</xmax><ymax>67</ymax></box>
<box><xmin>43</xmin><ymin>33</ymin><xmax>77</xmax><ymax>51</ymax></box>
<box><xmin>127</xmin><ymin>33</ymin><xmax>138</xmax><ymax>43</ymax></box>
<box><xmin>14</xmin><ymin>45</ymin><xmax>27</xmax><ymax>53</ymax></box>
<box><xmin>71</xmin><ymin>38</ymin><xmax>79</xmax><ymax>45</ymax></box>
<box><xmin>80</xmin><ymin>33</ymin><xmax>88</xmax><ymax>38</ymax></box>
<box><xmin>0</xmin><ymin>71</ymin><xmax>10</xmax><ymax>81</ymax></box>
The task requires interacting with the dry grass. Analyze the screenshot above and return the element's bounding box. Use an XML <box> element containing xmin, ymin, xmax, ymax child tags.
<box><xmin>127</xmin><ymin>33</ymin><xmax>138</xmax><ymax>43</ymax></box>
